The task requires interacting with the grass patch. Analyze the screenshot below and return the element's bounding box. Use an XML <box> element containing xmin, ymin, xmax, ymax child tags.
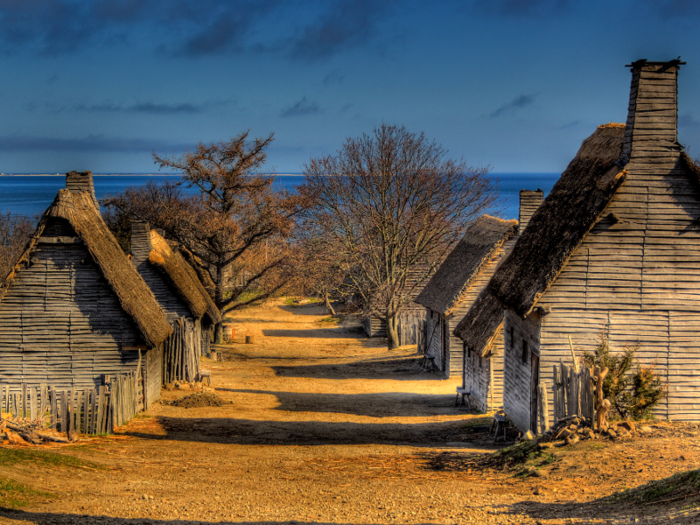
<box><xmin>459</xmin><ymin>417</ymin><xmax>493</xmax><ymax>428</ymax></box>
<box><xmin>485</xmin><ymin>441</ymin><xmax>557</xmax><ymax>476</ymax></box>
<box><xmin>607</xmin><ymin>468</ymin><xmax>700</xmax><ymax>506</ymax></box>
<box><xmin>318</xmin><ymin>316</ymin><xmax>340</xmax><ymax>325</ymax></box>
<box><xmin>0</xmin><ymin>447</ymin><xmax>98</xmax><ymax>469</ymax></box>
<box><xmin>283</xmin><ymin>297</ymin><xmax>297</xmax><ymax>305</ymax></box>
<box><xmin>0</xmin><ymin>476</ymin><xmax>53</xmax><ymax>508</ymax></box>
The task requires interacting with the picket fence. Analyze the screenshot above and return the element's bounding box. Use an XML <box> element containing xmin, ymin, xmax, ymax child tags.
<box><xmin>0</xmin><ymin>371</ymin><xmax>142</xmax><ymax>435</ymax></box>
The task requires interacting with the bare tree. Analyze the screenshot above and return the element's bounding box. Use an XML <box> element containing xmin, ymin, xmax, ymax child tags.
<box><xmin>299</xmin><ymin>124</ymin><xmax>495</xmax><ymax>349</ymax></box>
<box><xmin>0</xmin><ymin>212</ymin><xmax>34</xmax><ymax>279</ymax></box>
<box><xmin>104</xmin><ymin>131</ymin><xmax>308</xmax><ymax>342</ymax></box>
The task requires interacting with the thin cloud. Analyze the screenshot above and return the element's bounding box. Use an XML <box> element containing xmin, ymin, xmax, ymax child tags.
<box><xmin>287</xmin><ymin>0</ymin><xmax>396</xmax><ymax>61</ymax></box>
<box><xmin>489</xmin><ymin>93</ymin><xmax>538</xmax><ymax>118</ymax></box>
<box><xmin>73</xmin><ymin>101</ymin><xmax>225</xmax><ymax>114</ymax></box>
<box><xmin>323</xmin><ymin>70</ymin><xmax>345</xmax><ymax>86</ymax></box>
<box><xmin>281</xmin><ymin>97</ymin><xmax>322</xmax><ymax>117</ymax></box>
<box><xmin>679</xmin><ymin>114</ymin><xmax>700</xmax><ymax>129</ymax></box>
<box><xmin>0</xmin><ymin>134</ymin><xmax>192</xmax><ymax>153</ymax></box>
<box><xmin>647</xmin><ymin>0</ymin><xmax>700</xmax><ymax>18</ymax></box>
<box><xmin>473</xmin><ymin>0</ymin><xmax>571</xmax><ymax>17</ymax></box>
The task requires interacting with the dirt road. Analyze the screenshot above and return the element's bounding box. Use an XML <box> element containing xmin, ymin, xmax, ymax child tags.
<box><xmin>0</xmin><ymin>300</ymin><xmax>699</xmax><ymax>524</ymax></box>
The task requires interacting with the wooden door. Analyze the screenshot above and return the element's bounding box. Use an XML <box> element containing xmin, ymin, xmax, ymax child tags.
<box><xmin>440</xmin><ymin>317</ymin><xmax>446</xmax><ymax>373</ymax></box>
<box><xmin>530</xmin><ymin>351</ymin><xmax>540</xmax><ymax>433</ymax></box>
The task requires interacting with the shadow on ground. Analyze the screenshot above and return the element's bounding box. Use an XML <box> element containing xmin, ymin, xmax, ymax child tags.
<box><xmin>271</xmin><ymin>357</ymin><xmax>442</xmax><ymax>381</ymax></box>
<box><xmin>218</xmin><ymin>389</ymin><xmax>461</xmax><ymax>418</ymax></box>
<box><xmin>0</xmin><ymin>511</ymin><xmax>447</xmax><ymax>525</ymax></box>
<box><xmin>125</xmin><ymin>416</ymin><xmax>492</xmax><ymax>447</ymax></box>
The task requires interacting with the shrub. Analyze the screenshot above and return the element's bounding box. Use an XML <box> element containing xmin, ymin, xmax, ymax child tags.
<box><xmin>582</xmin><ymin>333</ymin><xmax>665</xmax><ymax>420</ymax></box>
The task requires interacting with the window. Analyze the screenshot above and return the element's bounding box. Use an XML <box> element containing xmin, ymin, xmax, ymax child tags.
<box><xmin>522</xmin><ymin>339</ymin><xmax>529</xmax><ymax>364</ymax></box>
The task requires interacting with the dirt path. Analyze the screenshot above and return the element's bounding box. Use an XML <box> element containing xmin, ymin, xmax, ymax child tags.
<box><xmin>0</xmin><ymin>300</ymin><xmax>699</xmax><ymax>524</ymax></box>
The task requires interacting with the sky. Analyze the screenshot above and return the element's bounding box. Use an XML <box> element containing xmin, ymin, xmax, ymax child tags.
<box><xmin>1</xmin><ymin>0</ymin><xmax>700</xmax><ymax>174</ymax></box>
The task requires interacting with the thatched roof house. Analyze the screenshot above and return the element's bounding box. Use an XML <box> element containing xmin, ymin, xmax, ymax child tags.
<box><xmin>415</xmin><ymin>215</ymin><xmax>518</xmax><ymax>384</ymax></box>
<box><xmin>482</xmin><ymin>59</ymin><xmax>700</xmax><ymax>433</ymax></box>
<box><xmin>131</xmin><ymin>222</ymin><xmax>221</xmax><ymax>383</ymax></box>
<box><xmin>0</xmin><ymin>172</ymin><xmax>171</xmax><ymax>408</ymax></box>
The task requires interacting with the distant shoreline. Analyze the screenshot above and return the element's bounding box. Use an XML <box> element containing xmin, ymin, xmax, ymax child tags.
<box><xmin>0</xmin><ymin>173</ymin><xmax>304</xmax><ymax>177</ymax></box>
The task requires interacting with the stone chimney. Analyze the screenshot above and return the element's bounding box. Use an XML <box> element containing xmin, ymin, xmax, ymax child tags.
<box><xmin>621</xmin><ymin>58</ymin><xmax>684</xmax><ymax>166</ymax></box>
<box><xmin>519</xmin><ymin>189</ymin><xmax>543</xmax><ymax>234</ymax></box>
<box><xmin>65</xmin><ymin>170</ymin><xmax>99</xmax><ymax>209</ymax></box>
<box><xmin>130</xmin><ymin>220</ymin><xmax>152</xmax><ymax>265</ymax></box>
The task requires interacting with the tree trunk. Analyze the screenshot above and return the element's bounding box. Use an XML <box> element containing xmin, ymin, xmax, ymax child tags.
<box><xmin>214</xmin><ymin>322</ymin><xmax>224</xmax><ymax>345</ymax></box>
<box><xmin>323</xmin><ymin>291</ymin><xmax>336</xmax><ymax>316</ymax></box>
<box><xmin>214</xmin><ymin>261</ymin><xmax>226</xmax><ymax>345</ymax></box>
<box><xmin>387</xmin><ymin>314</ymin><xmax>400</xmax><ymax>350</ymax></box>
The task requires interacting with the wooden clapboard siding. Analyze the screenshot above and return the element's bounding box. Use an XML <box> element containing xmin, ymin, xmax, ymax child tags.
<box><xmin>145</xmin><ymin>343</ymin><xmax>162</xmax><ymax>409</ymax></box>
<box><xmin>464</xmin><ymin>327</ymin><xmax>504</xmax><ymax>412</ymax></box>
<box><xmin>424</xmin><ymin>309</ymin><xmax>443</xmax><ymax>368</ymax></box>
<box><xmin>503</xmin><ymin>310</ymin><xmax>540</xmax><ymax>433</ymax></box>
<box><xmin>0</xmin><ymin>217</ymin><xmax>147</xmax><ymax>391</ymax></box>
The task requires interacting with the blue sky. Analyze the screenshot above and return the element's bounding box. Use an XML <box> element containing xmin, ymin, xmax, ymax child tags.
<box><xmin>1</xmin><ymin>0</ymin><xmax>699</xmax><ymax>174</ymax></box>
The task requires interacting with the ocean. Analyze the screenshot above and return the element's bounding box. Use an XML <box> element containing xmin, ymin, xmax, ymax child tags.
<box><xmin>0</xmin><ymin>173</ymin><xmax>559</xmax><ymax>221</ymax></box>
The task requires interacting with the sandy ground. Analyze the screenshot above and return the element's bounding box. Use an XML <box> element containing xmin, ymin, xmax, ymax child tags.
<box><xmin>0</xmin><ymin>300</ymin><xmax>699</xmax><ymax>524</ymax></box>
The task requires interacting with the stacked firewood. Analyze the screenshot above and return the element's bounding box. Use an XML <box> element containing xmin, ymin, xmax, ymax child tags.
<box><xmin>0</xmin><ymin>417</ymin><xmax>69</xmax><ymax>445</ymax></box>
<box><xmin>536</xmin><ymin>416</ymin><xmax>651</xmax><ymax>449</ymax></box>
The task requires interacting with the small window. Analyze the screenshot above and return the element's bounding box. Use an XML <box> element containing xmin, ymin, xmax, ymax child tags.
<box><xmin>522</xmin><ymin>339</ymin><xmax>529</xmax><ymax>364</ymax></box>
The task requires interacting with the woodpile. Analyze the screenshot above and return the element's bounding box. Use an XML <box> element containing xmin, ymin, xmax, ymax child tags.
<box><xmin>536</xmin><ymin>416</ymin><xmax>653</xmax><ymax>449</ymax></box>
<box><xmin>0</xmin><ymin>417</ymin><xmax>70</xmax><ymax>445</ymax></box>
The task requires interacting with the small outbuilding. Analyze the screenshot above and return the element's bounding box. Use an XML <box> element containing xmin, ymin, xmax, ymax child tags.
<box><xmin>483</xmin><ymin>59</ymin><xmax>700</xmax><ymax>432</ymax></box>
<box><xmin>0</xmin><ymin>172</ymin><xmax>172</xmax><ymax>408</ymax></box>
<box><xmin>130</xmin><ymin>222</ymin><xmax>222</xmax><ymax>384</ymax></box>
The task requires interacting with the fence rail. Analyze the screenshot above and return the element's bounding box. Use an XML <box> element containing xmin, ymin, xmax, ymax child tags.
<box><xmin>0</xmin><ymin>370</ymin><xmax>142</xmax><ymax>435</ymax></box>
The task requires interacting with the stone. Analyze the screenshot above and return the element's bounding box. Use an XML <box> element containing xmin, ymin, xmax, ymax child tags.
<box><xmin>607</xmin><ymin>429</ymin><xmax>617</xmax><ymax>439</ymax></box>
<box><xmin>565</xmin><ymin>434</ymin><xmax>580</xmax><ymax>446</ymax></box>
<box><xmin>533</xmin><ymin>486</ymin><xmax>545</xmax><ymax>496</ymax></box>
<box><xmin>640</xmin><ymin>426</ymin><xmax>653</xmax><ymax>434</ymax></box>
<box><xmin>523</xmin><ymin>430</ymin><xmax>536</xmax><ymax>441</ymax></box>
<box><xmin>618</xmin><ymin>421</ymin><xmax>636</xmax><ymax>433</ymax></box>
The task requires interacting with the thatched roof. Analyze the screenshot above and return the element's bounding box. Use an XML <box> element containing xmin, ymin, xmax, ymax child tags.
<box><xmin>0</xmin><ymin>189</ymin><xmax>173</xmax><ymax>347</ymax></box>
<box><xmin>148</xmin><ymin>230</ymin><xmax>222</xmax><ymax>325</ymax></box>
<box><xmin>415</xmin><ymin>215</ymin><xmax>518</xmax><ymax>315</ymax></box>
<box><xmin>487</xmin><ymin>124</ymin><xmax>627</xmax><ymax>317</ymax></box>
<box><xmin>453</xmin><ymin>288</ymin><xmax>505</xmax><ymax>356</ymax></box>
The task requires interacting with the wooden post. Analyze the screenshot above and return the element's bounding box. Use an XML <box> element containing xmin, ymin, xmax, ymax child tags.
<box><xmin>90</xmin><ymin>388</ymin><xmax>97</xmax><ymax>434</ymax></box>
<box><xmin>39</xmin><ymin>384</ymin><xmax>48</xmax><ymax>424</ymax></box>
<box><xmin>49</xmin><ymin>387</ymin><xmax>57</xmax><ymax>429</ymax></box>
<box><xmin>21</xmin><ymin>383</ymin><xmax>27</xmax><ymax>419</ymax></box>
<box><xmin>29</xmin><ymin>387</ymin><xmax>37</xmax><ymax>421</ymax></box>
<box><xmin>594</xmin><ymin>366</ymin><xmax>609</xmax><ymax>430</ymax></box>
<box><xmin>538</xmin><ymin>383</ymin><xmax>549</xmax><ymax>433</ymax></box>
<box><xmin>83</xmin><ymin>389</ymin><xmax>90</xmax><ymax>434</ymax></box>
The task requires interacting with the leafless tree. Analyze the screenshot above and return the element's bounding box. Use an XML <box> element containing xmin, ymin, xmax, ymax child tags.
<box><xmin>0</xmin><ymin>212</ymin><xmax>34</xmax><ymax>279</ymax></box>
<box><xmin>299</xmin><ymin>124</ymin><xmax>495</xmax><ymax>349</ymax></box>
<box><xmin>103</xmin><ymin>131</ymin><xmax>308</xmax><ymax>342</ymax></box>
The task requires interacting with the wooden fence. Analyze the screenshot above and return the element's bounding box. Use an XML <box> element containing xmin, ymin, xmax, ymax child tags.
<box><xmin>162</xmin><ymin>317</ymin><xmax>201</xmax><ymax>384</ymax></box>
<box><xmin>0</xmin><ymin>370</ymin><xmax>142</xmax><ymax>435</ymax></box>
<box><xmin>551</xmin><ymin>364</ymin><xmax>594</xmax><ymax>425</ymax></box>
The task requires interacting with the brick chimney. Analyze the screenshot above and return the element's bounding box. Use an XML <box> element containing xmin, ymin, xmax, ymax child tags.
<box><xmin>621</xmin><ymin>58</ymin><xmax>684</xmax><ymax>166</ymax></box>
<box><xmin>65</xmin><ymin>170</ymin><xmax>99</xmax><ymax>209</ymax></box>
<box><xmin>519</xmin><ymin>189</ymin><xmax>543</xmax><ymax>234</ymax></box>
<box><xmin>131</xmin><ymin>220</ymin><xmax>152</xmax><ymax>265</ymax></box>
